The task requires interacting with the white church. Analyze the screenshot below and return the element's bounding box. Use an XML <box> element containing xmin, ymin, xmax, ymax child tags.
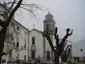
<box><xmin>0</xmin><ymin>2</ymin><xmax>85</xmax><ymax>63</ymax></box>
<box><xmin>28</xmin><ymin>12</ymin><xmax>56</xmax><ymax>61</ymax></box>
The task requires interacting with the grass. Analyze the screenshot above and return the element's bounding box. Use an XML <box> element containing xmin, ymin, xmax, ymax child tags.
<box><xmin>79</xmin><ymin>62</ymin><xmax>85</xmax><ymax>64</ymax></box>
<box><xmin>59</xmin><ymin>61</ymin><xmax>85</xmax><ymax>64</ymax></box>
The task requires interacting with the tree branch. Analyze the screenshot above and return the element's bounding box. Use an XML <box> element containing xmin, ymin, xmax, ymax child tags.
<box><xmin>8</xmin><ymin>0</ymin><xmax>16</xmax><ymax>12</ymax></box>
<box><xmin>0</xmin><ymin>20</ymin><xmax>6</xmax><ymax>27</ymax></box>
<box><xmin>4</xmin><ymin>0</ymin><xmax>23</xmax><ymax>28</ymax></box>
<box><xmin>54</xmin><ymin>27</ymin><xmax>59</xmax><ymax>47</ymax></box>
<box><xmin>6</xmin><ymin>2</ymin><xmax>44</xmax><ymax>10</ymax></box>
<box><xmin>20</xmin><ymin>6</ymin><xmax>38</xmax><ymax>21</ymax></box>
<box><xmin>59</xmin><ymin>28</ymin><xmax>73</xmax><ymax>55</ymax></box>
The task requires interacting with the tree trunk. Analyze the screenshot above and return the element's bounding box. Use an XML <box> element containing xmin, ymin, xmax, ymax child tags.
<box><xmin>0</xmin><ymin>51</ymin><xmax>2</xmax><ymax>64</ymax></box>
<box><xmin>0</xmin><ymin>28</ymin><xmax>7</xmax><ymax>64</ymax></box>
<box><xmin>54</xmin><ymin>51</ymin><xmax>59</xmax><ymax>64</ymax></box>
<box><xmin>0</xmin><ymin>55</ymin><xmax>1</xmax><ymax>64</ymax></box>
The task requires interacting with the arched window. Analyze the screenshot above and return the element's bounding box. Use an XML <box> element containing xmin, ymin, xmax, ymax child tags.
<box><xmin>32</xmin><ymin>37</ymin><xmax>35</xmax><ymax>45</ymax></box>
<box><xmin>16</xmin><ymin>37</ymin><xmax>19</xmax><ymax>47</ymax></box>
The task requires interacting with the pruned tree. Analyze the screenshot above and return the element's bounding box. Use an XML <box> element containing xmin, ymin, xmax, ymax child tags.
<box><xmin>45</xmin><ymin>27</ymin><xmax>73</xmax><ymax>64</ymax></box>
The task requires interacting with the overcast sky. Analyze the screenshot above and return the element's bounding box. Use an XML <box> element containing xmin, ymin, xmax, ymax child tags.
<box><xmin>1</xmin><ymin>0</ymin><xmax>85</xmax><ymax>42</ymax></box>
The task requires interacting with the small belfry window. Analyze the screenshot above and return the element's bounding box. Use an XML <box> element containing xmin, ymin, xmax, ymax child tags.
<box><xmin>32</xmin><ymin>37</ymin><xmax>35</xmax><ymax>45</ymax></box>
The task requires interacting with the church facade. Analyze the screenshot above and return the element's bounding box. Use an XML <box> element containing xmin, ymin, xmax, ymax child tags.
<box><xmin>0</xmin><ymin>3</ymin><xmax>78</xmax><ymax>62</ymax></box>
<box><xmin>28</xmin><ymin>12</ymin><xmax>56</xmax><ymax>62</ymax></box>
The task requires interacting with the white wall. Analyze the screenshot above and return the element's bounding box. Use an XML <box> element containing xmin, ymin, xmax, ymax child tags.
<box><xmin>19</xmin><ymin>50</ymin><xmax>28</xmax><ymax>60</ymax></box>
<box><xmin>45</xmin><ymin>37</ymin><xmax>51</xmax><ymax>51</ymax></box>
<box><xmin>18</xmin><ymin>26</ymin><xmax>29</xmax><ymax>61</ymax></box>
<box><xmin>29</xmin><ymin>29</ymin><xmax>43</xmax><ymax>58</ymax></box>
<box><xmin>12</xmin><ymin>49</ymin><xmax>17</xmax><ymax>60</ymax></box>
<box><xmin>29</xmin><ymin>29</ymin><xmax>54</xmax><ymax>60</ymax></box>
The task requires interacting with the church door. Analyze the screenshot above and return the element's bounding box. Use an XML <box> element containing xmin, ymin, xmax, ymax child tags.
<box><xmin>31</xmin><ymin>51</ymin><xmax>35</xmax><ymax>59</ymax></box>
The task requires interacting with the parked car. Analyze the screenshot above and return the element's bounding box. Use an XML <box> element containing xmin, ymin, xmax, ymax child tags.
<box><xmin>1</xmin><ymin>59</ymin><xmax>8</xmax><ymax>64</ymax></box>
<box><xmin>1</xmin><ymin>54</ymin><xmax>9</xmax><ymax>64</ymax></box>
<box><xmin>1</xmin><ymin>59</ymin><xmax>16</xmax><ymax>64</ymax></box>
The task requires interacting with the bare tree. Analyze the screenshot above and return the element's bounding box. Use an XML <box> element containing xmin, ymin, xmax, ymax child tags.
<box><xmin>0</xmin><ymin>0</ymin><xmax>22</xmax><ymax>63</ymax></box>
<box><xmin>45</xmin><ymin>27</ymin><xmax>73</xmax><ymax>64</ymax></box>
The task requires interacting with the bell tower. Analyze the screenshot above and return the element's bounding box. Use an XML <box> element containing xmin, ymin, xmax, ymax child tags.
<box><xmin>43</xmin><ymin>12</ymin><xmax>55</xmax><ymax>60</ymax></box>
<box><xmin>43</xmin><ymin>12</ymin><xmax>55</xmax><ymax>34</ymax></box>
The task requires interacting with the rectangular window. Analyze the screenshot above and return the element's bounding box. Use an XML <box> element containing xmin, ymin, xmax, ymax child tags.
<box><xmin>9</xmin><ymin>49</ymin><xmax>12</xmax><ymax>57</ymax></box>
<box><xmin>32</xmin><ymin>37</ymin><xmax>35</xmax><ymax>45</ymax></box>
<box><xmin>16</xmin><ymin>42</ymin><xmax>19</xmax><ymax>47</ymax></box>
